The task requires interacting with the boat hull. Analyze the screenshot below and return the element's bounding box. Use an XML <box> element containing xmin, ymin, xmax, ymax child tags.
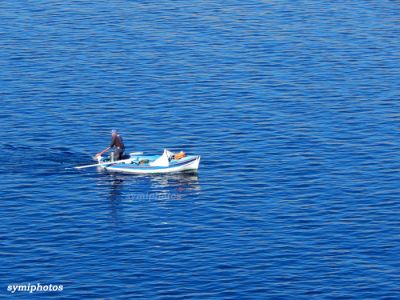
<box><xmin>101</xmin><ymin>155</ymin><xmax>200</xmax><ymax>174</ymax></box>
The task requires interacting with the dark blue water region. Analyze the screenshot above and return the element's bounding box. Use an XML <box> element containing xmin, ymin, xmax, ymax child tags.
<box><xmin>1</xmin><ymin>0</ymin><xmax>400</xmax><ymax>299</ymax></box>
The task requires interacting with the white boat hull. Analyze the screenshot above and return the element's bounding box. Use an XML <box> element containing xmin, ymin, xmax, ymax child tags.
<box><xmin>100</xmin><ymin>155</ymin><xmax>200</xmax><ymax>174</ymax></box>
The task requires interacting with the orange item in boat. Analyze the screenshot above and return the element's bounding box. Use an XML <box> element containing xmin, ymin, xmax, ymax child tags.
<box><xmin>174</xmin><ymin>151</ymin><xmax>186</xmax><ymax>160</ymax></box>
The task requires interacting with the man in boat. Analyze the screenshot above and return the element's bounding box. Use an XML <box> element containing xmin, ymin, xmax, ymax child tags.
<box><xmin>96</xmin><ymin>129</ymin><xmax>125</xmax><ymax>161</ymax></box>
<box><xmin>110</xmin><ymin>129</ymin><xmax>125</xmax><ymax>160</ymax></box>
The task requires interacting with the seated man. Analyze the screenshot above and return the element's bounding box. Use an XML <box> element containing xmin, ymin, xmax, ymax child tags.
<box><xmin>96</xmin><ymin>129</ymin><xmax>125</xmax><ymax>161</ymax></box>
<box><xmin>109</xmin><ymin>129</ymin><xmax>125</xmax><ymax>160</ymax></box>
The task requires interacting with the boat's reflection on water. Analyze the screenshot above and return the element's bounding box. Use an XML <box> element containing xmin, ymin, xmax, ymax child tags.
<box><xmin>144</xmin><ymin>172</ymin><xmax>201</xmax><ymax>197</ymax></box>
<box><xmin>102</xmin><ymin>171</ymin><xmax>201</xmax><ymax>203</ymax></box>
<box><xmin>101</xmin><ymin>171</ymin><xmax>201</xmax><ymax>224</ymax></box>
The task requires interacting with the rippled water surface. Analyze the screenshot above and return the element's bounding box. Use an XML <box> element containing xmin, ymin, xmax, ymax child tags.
<box><xmin>1</xmin><ymin>1</ymin><xmax>400</xmax><ymax>299</ymax></box>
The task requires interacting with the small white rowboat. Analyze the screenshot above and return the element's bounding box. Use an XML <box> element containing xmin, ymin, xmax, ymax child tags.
<box><xmin>95</xmin><ymin>149</ymin><xmax>200</xmax><ymax>174</ymax></box>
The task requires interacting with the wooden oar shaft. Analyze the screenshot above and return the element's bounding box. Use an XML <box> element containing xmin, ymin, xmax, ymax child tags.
<box><xmin>96</xmin><ymin>147</ymin><xmax>110</xmax><ymax>157</ymax></box>
<box><xmin>75</xmin><ymin>152</ymin><xmax>143</xmax><ymax>170</ymax></box>
<box><xmin>75</xmin><ymin>159</ymin><xmax>128</xmax><ymax>169</ymax></box>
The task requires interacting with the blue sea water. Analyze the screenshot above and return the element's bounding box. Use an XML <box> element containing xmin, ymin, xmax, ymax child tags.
<box><xmin>1</xmin><ymin>0</ymin><xmax>400</xmax><ymax>298</ymax></box>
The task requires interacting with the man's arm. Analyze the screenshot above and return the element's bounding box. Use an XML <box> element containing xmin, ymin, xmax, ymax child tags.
<box><xmin>110</xmin><ymin>136</ymin><xmax>116</xmax><ymax>148</ymax></box>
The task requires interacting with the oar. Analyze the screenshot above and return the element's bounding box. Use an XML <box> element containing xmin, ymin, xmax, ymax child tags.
<box><xmin>75</xmin><ymin>159</ymin><xmax>128</xmax><ymax>170</ymax></box>
<box><xmin>93</xmin><ymin>147</ymin><xmax>111</xmax><ymax>160</ymax></box>
<box><xmin>129</xmin><ymin>151</ymin><xmax>143</xmax><ymax>156</ymax></box>
<box><xmin>74</xmin><ymin>152</ymin><xmax>143</xmax><ymax>170</ymax></box>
